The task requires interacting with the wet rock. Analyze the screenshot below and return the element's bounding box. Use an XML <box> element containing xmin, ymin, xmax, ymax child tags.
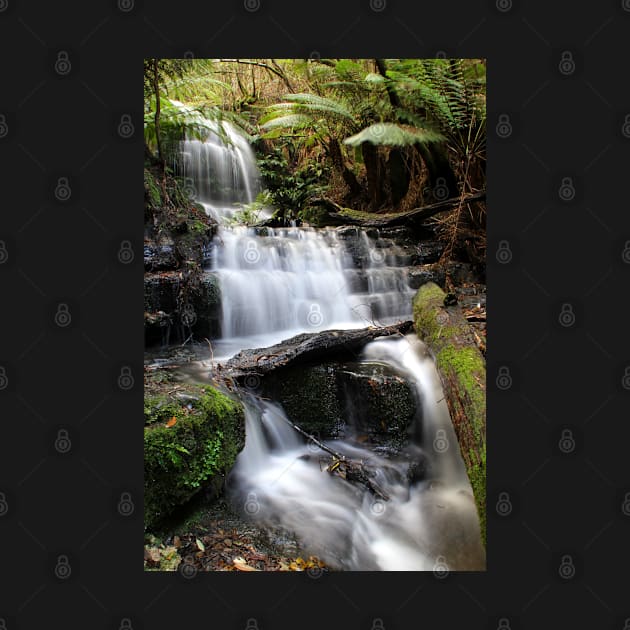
<box><xmin>144</xmin><ymin>271</ymin><xmax>222</xmax><ymax>347</ymax></box>
<box><xmin>407</xmin><ymin>265</ymin><xmax>446</xmax><ymax>290</ymax></box>
<box><xmin>260</xmin><ymin>358</ymin><xmax>419</xmax><ymax>450</ymax></box>
<box><xmin>263</xmin><ymin>363</ymin><xmax>344</xmax><ymax>438</ymax></box>
<box><xmin>337</xmin><ymin>362</ymin><xmax>418</xmax><ymax>449</ymax></box>
<box><xmin>144</xmin><ymin>239</ymin><xmax>178</xmax><ymax>271</ymax></box>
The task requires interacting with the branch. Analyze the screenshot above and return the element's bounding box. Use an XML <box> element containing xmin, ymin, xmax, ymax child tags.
<box><xmin>218</xmin><ymin>59</ymin><xmax>295</xmax><ymax>92</ymax></box>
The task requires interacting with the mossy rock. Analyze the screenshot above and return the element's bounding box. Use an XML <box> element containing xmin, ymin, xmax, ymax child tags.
<box><xmin>144</xmin><ymin>385</ymin><xmax>245</xmax><ymax>529</ymax></box>
<box><xmin>413</xmin><ymin>282</ymin><xmax>486</xmax><ymax>546</ymax></box>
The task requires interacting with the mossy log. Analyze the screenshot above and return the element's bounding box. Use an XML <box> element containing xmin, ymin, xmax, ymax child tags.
<box><xmin>305</xmin><ymin>192</ymin><xmax>486</xmax><ymax>228</ymax></box>
<box><xmin>412</xmin><ymin>282</ymin><xmax>486</xmax><ymax>546</ymax></box>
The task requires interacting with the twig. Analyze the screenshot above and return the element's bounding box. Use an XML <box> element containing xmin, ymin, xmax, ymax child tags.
<box><xmin>204</xmin><ymin>337</ymin><xmax>215</xmax><ymax>371</ymax></box>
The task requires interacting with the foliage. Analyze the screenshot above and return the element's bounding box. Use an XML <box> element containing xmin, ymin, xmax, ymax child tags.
<box><xmin>229</xmin><ymin>190</ymin><xmax>274</xmax><ymax>226</ymax></box>
<box><xmin>344</xmin><ymin>122</ymin><xmax>444</xmax><ymax>148</ymax></box>
<box><xmin>257</xmin><ymin>148</ymin><xmax>329</xmax><ymax>217</ymax></box>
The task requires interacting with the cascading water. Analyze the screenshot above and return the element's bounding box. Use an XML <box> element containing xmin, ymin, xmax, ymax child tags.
<box><xmin>177</xmin><ymin>117</ymin><xmax>484</xmax><ymax>570</ymax></box>
<box><xmin>229</xmin><ymin>335</ymin><xmax>485</xmax><ymax>570</ymax></box>
<box><xmin>178</xmin><ymin>111</ymin><xmax>263</xmax><ymax>222</ymax></box>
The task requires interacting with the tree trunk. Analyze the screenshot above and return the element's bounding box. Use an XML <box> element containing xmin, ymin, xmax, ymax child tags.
<box><xmin>152</xmin><ymin>59</ymin><xmax>164</xmax><ymax>173</ymax></box>
<box><xmin>328</xmin><ymin>138</ymin><xmax>362</xmax><ymax>196</ymax></box>
<box><xmin>412</xmin><ymin>282</ymin><xmax>486</xmax><ymax>546</ymax></box>
<box><xmin>362</xmin><ymin>142</ymin><xmax>383</xmax><ymax>210</ymax></box>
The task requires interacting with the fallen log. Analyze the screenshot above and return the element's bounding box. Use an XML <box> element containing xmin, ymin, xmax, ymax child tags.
<box><xmin>310</xmin><ymin>191</ymin><xmax>486</xmax><ymax>228</ymax></box>
<box><xmin>412</xmin><ymin>282</ymin><xmax>486</xmax><ymax>547</ymax></box>
<box><xmin>220</xmin><ymin>320</ymin><xmax>414</xmax><ymax>380</ymax></box>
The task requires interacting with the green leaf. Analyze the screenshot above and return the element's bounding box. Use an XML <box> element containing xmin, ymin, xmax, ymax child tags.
<box><xmin>343</xmin><ymin>123</ymin><xmax>444</xmax><ymax>147</ymax></box>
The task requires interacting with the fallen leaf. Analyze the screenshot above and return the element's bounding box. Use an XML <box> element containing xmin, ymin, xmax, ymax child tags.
<box><xmin>196</xmin><ymin>538</ymin><xmax>205</xmax><ymax>552</ymax></box>
<box><xmin>223</xmin><ymin>539</ymin><xmax>232</xmax><ymax>547</ymax></box>
<box><xmin>233</xmin><ymin>556</ymin><xmax>260</xmax><ymax>571</ymax></box>
<box><xmin>173</xmin><ymin>535</ymin><xmax>181</xmax><ymax>548</ymax></box>
<box><xmin>144</xmin><ymin>547</ymin><xmax>161</xmax><ymax>564</ymax></box>
<box><xmin>165</xmin><ymin>416</ymin><xmax>177</xmax><ymax>427</ymax></box>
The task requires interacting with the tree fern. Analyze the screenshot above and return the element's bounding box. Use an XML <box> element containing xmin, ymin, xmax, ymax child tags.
<box><xmin>343</xmin><ymin>122</ymin><xmax>444</xmax><ymax>147</ymax></box>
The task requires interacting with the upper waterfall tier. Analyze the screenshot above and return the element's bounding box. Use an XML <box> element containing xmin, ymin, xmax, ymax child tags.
<box><xmin>177</xmin><ymin>117</ymin><xmax>263</xmax><ymax>222</ymax></box>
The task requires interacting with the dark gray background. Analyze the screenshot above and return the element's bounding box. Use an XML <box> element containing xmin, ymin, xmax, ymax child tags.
<box><xmin>1</xmin><ymin>0</ymin><xmax>629</xmax><ymax>628</ymax></box>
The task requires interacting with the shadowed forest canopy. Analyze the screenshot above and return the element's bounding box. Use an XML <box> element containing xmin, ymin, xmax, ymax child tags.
<box><xmin>144</xmin><ymin>57</ymin><xmax>485</xmax><ymax>262</ymax></box>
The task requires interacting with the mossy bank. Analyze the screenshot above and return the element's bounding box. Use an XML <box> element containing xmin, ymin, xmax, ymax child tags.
<box><xmin>144</xmin><ymin>381</ymin><xmax>245</xmax><ymax>529</ymax></box>
<box><xmin>413</xmin><ymin>281</ymin><xmax>486</xmax><ymax>546</ymax></box>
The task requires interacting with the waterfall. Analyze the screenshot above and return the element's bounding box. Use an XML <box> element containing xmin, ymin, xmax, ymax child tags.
<box><xmin>177</xmin><ymin>116</ymin><xmax>419</xmax><ymax>354</ymax></box>
<box><xmin>177</xmin><ymin>114</ymin><xmax>264</xmax><ymax>222</ymax></box>
<box><xmin>229</xmin><ymin>335</ymin><xmax>485</xmax><ymax>571</ymax></box>
<box><xmin>174</xmin><ymin>117</ymin><xmax>484</xmax><ymax>570</ymax></box>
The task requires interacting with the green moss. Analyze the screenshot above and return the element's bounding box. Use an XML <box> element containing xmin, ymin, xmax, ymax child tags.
<box><xmin>144</xmin><ymin>394</ymin><xmax>184</xmax><ymax>426</ymax></box>
<box><xmin>144</xmin><ymin>385</ymin><xmax>245</xmax><ymax>529</ymax></box>
<box><xmin>144</xmin><ymin>168</ymin><xmax>162</xmax><ymax>209</ymax></box>
<box><xmin>413</xmin><ymin>282</ymin><xmax>486</xmax><ymax>547</ymax></box>
<box><xmin>436</xmin><ymin>346</ymin><xmax>485</xmax><ymax>428</ymax></box>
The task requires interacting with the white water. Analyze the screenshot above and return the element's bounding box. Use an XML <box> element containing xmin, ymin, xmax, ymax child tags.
<box><xmin>229</xmin><ymin>335</ymin><xmax>485</xmax><ymax>571</ymax></box>
<box><xmin>175</xmin><ymin>119</ymin><xmax>485</xmax><ymax>570</ymax></box>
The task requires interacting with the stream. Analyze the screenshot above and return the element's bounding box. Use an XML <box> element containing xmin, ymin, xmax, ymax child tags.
<box><xmin>166</xmin><ymin>119</ymin><xmax>485</xmax><ymax>570</ymax></box>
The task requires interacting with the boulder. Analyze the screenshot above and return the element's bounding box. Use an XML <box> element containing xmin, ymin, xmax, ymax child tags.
<box><xmin>144</xmin><ymin>384</ymin><xmax>245</xmax><ymax>529</ymax></box>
